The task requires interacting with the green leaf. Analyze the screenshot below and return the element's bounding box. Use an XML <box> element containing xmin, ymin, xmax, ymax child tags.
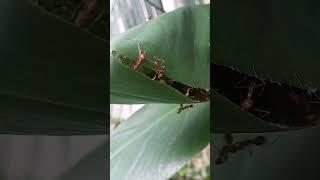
<box><xmin>0</xmin><ymin>0</ymin><xmax>107</xmax><ymax>134</ymax></box>
<box><xmin>111</xmin><ymin>103</ymin><xmax>210</xmax><ymax>180</ymax></box>
<box><xmin>110</xmin><ymin>5</ymin><xmax>210</xmax><ymax>104</ymax></box>
<box><xmin>212</xmin><ymin>125</ymin><xmax>320</xmax><ymax>180</ymax></box>
<box><xmin>214</xmin><ymin>0</ymin><xmax>320</xmax><ymax>88</ymax></box>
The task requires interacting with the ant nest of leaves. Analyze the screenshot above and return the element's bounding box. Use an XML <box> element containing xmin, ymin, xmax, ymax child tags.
<box><xmin>213</xmin><ymin>64</ymin><xmax>320</xmax><ymax>129</ymax></box>
<box><xmin>112</xmin><ymin>50</ymin><xmax>210</xmax><ymax>102</ymax></box>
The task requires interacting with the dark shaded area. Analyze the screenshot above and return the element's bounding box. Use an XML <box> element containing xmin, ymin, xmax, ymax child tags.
<box><xmin>212</xmin><ymin>64</ymin><xmax>320</xmax><ymax>128</ymax></box>
<box><xmin>31</xmin><ymin>0</ymin><xmax>106</xmax><ymax>39</ymax></box>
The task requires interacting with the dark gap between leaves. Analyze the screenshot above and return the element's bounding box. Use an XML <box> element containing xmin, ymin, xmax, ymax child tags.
<box><xmin>213</xmin><ymin>64</ymin><xmax>320</xmax><ymax>128</ymax></box>
<box><xmin>112</xmin><ymin>50</ymin><xmax>209</xmax><ymax>102</ymax></box>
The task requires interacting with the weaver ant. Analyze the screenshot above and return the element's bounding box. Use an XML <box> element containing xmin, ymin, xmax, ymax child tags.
<box><xmin>177</xmin><ymin>85</ymin><xmax>195</xmax><ymax>113</ymax></box>
<box><xmin>146</xmin><ymin>15</ymin><xmax>153</xmax><ymax>21</ymax></box>
<box><xmin>74</xmin><ymin>0</ymin><xmax>98</xmax><ymax>27</ymax></box>
<box><xmin>132</xmin><ymin>43</ymin><xmax>148</xmax><ymax>71</ymax></box>
<box><xmin>215</xmin><ymin>134</ymin><xmax>271</xmax><ymax>165</ymax></box>
<box><xmin>235</xmin><ymin>79</ymin><xmax>270</xmax><ymax>118</ymax></box>
<box><xmin>185</xmin><ymin>86</ymin><xmax>192</xmax><ymax>97</ymax></box>
<box><xmin>151</xmin><ymin>56</ymin><xmax>165</xmax><ymax>80</ymax></box>
<box><xmin>215</xmin><ymin>133</ymin><xmax>234</xmax><ymax>165</ymax></box>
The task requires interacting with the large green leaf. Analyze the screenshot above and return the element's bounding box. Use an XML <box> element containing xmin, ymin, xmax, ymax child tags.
<box><xmin>110</xmin><ymin>5</ymin><xmax>210</xmax><ymax>104</ymax></box>
<box><xmin>111</xmin><ymin>103</ymin><xmax>210</xmax><ymax>180</ymax></box>
<box><xmin>214</xmin><ymin>0</ymin><xmax>320</xmax><ymax>89</ymax></box>
<box><xmin>0</xmin><ymin>0</ymin><xmax>107</xmax><ymax>134</ymax></box>
<box><xmin>212</xmin><ymin>125</ymin><xmax>320</xmax><ymax>180</ymax></box>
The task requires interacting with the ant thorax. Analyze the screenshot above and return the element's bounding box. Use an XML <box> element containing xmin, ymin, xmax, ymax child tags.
<box><xmin>140</xmin><ymin>53</ymin><xmax>145</xmax><ymax>60</ymax></box>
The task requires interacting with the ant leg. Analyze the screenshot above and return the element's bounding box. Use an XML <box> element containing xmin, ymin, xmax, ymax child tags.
<box><xmin>152</xmin><ymin>73</ymin><xmax>157</xmax><ymax>80</ymax></box>
<box><xmin>252</xmin><ymin>108</ymin><xmax>270</xmax><ymax>118</ymax></box>
<box><xmin>153</xmin><ymin>56</ymin><xmax>165</xmax><ymax>66</ymax></box>
<box><xmin>252</xmin><ymin>65</ymin><xmax>266</xmax><ymax>95</ymax></box>
<box><xmin>294</xmin><ymin>73</ymin><xmax>305</xmax><ymax>90</ymax></box>
<box><xmin>239</xmin><ymin>95</ymin><xmax>246</xmax><ymax>111</ymax></box>
<box><xmin>233</xmin><ymin>76</ymin><xmax>248</xmax><ymax>88</ymax></box>
<box><xmin>143</xmin><ymin>48</ymin><xmax>148</xmax><ymax>55</ymax></box>
<box><xmin>313</xmin><ymin>91</ymin><xmax>320</xmax><ymax>101</ymax></box>
<box><xmin>151</xmin><ymin>69</ymin><xmax>160</xmax><ymax>80</ymax></box>
<box><xmin>138</xmin><ymin>43</ymin><xmax>142</xmax><ymax>56</ymax></box>
<box><xmin>168</xmin><ymin>80</ymin><xmax>174</xmax><ymax>86</ymax></box>
<box><xmin>145</xmin><ymin>57</ymin><xmax>154</xmax><ymax>64</ymax></box>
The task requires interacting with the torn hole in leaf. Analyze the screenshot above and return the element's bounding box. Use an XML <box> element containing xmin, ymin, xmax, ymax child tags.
<box><xmin>213</xmin><ymin>64</ymin><xmax>320</xmax><ymax>129</ymax></box>
<box><xmin>112</xmin><ymin>50</ymin><xmax>210</xmax><ymax>102</ymax></box>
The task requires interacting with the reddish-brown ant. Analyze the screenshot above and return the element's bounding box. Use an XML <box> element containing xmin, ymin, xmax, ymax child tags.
<box><xmin>74</xmin><ymin>0</ymin><xmax>98</xmax><ymax>27</ymax></box>
<box><xmin>215</xmin><ymin>135</ymin><xmax>270</xmax><ymax>165</ymax></box>
<box><xmin>234</xmin><ymin>65</ymin><xmax>267</xmax><ymax>112</ymax></box>
<box><xmin>151</xmin><ymin>56</ymin><xmax>165</xmax><ymax>80</ymax></box>
<box><xmin>146</xmin><ymin>15</ymin><xmax>153</xmax><ymax>21</ymax></box>
<box><xmin>184</xmin><ymin>84</ymin><xmax>197</xmax><ymax>99</ymax></box>
<box><xmin>241</xmin><ymin>83</ymin><xmax>255</xmax><ymax>111</ymax></box>
<box><xmin>214</xmin><ymin>133</ymin><xmax>234</xmax><ymax>165</ymax></box>
<box><xmin>177</xmin><ymin>85</ymin><xmax>195</xmax><ymax>113</ymax></box>
<box><xmin>235</xmin><ymin>80</ymin><xmax>270</xmax><ymax>118</ymax></box>
<box><xmin>185</xmin><ymin>87</ymin><xmax>191</xmax><ymax>97</ymax></box>
<box><xmin>132</xmin><ymin>43</ymin><xmax>148</xmax><ymax>71</ymax></box>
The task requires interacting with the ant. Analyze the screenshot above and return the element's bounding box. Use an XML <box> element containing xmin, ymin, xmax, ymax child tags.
<box><xmin>132</xmin><ymin>43</ymin><xmax>148</xmax><ymax>71</ymax></box>
<box><xmin>74</xmin><ymin>0</ymin><xmax>98</xmax><ymax>27</ymax></box>
<box><xmin>151</xmin><ymin>56</ymin><xmax>165</xmax><ymax>80</ymax></box>
<box><xmin>177</xmin><ymin>85</ymin><xmax>195</xmax><ymax>113</ymax></box>
<box><xmin>215</xmin><ymin>135</ymin><xmax>269</xmax><ymax>165</ymax></box>
<box><xmin>231</xmin><ymin>136</ymin><xmax>266</xmax><ymax>154</ymax></box>
<box><xmin>146</xmin><ymin>15</ymin><xmax>153</xmax><ymax>21</ymax></box>
<box><xmin>184</xmin><ymin>84</ymin><xmax>197</xmax><ymax>99</ymax></box>
<box><xmin>185</xmin><ymin>86</ymin><xmax>191</xmax><ymax>97</ymax></box>
<box><xmin>177</xmin><ymin>104</ymin><xmax>193</xmax><ymax>114</ymax></box>
<box><xmin>215</xmin><ymin>133</ymin><xmax>234</xmax><ymax>165</ymax></box>
<box><xmin>235</xmin><ymin>80</ymin><xmax>270</xmax><ymax>118</ymax></box>
<box><xmin>234</xmin><ymin>65</ymin><xmax>266</xmax><ymax>111</ymax></box>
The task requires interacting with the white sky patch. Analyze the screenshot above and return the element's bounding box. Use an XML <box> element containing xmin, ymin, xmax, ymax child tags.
<box><xmin>162</xmin><ymin>0</ymin><xmax>175</xmax><ymax>12</ymax></box>
<box><xmin>117</xmin><ymin>18</ymin><xmax>125</xmax><ymax>33</ymax></box>
<box><xmin>139</xmin><ymin>0</ymin><xmax>149</xmax><ymax>18</ymax></box>
<box><xmin>111</xmin><ymin>104</ymin><xmax>145</xmax><ymax>120</ymax></box>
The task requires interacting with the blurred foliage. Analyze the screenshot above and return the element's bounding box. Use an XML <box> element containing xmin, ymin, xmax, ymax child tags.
<box><xmin>170</xmin><ymin>145</ymin><xmax>210</xmax><ymax>180</ymax></box>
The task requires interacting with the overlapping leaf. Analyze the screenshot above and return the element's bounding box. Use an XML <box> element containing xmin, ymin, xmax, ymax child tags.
<box><xmin>111</xmin><ymin>5</ymin><xmax>210</xmax><ymax>104</ymax></box>
<box><xmin>111</xmin><ymin>103</ymin><xmax>210</xmax><ymax>180</ymax></box>
<box><xmin>0</xmin><ymin>0</ymin><xmax>107</xmax><ymax>134</ymax></box>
